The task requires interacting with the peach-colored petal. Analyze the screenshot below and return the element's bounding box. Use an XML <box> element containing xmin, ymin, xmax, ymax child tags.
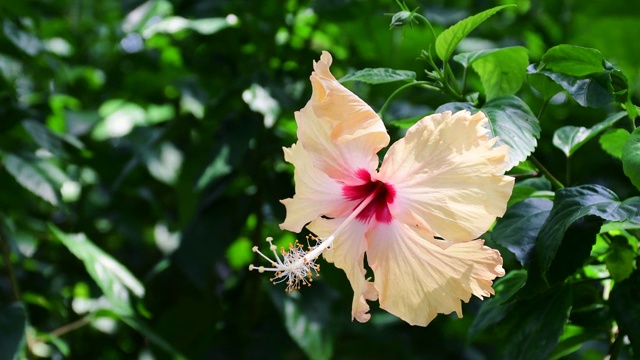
<box><xmin>296</xmin><ymin>51</ymin><xmax>389</xmax><ymax>181</ymax></box>
<box><xmin>308</xmin><ymin>217</ymin><xmax>378</xmax><ymax>322</ymax></box>
<box><xmin>377</xmin><ymin>110</ymin><xmax>514</xmax><ymax>242</ymax></box>
<box><xmin>280</xmin><ymin>142</ymin><xmax>351</xmax><ymax>233</ymax></box>
<box><xmin>366</xmin><ymin>220</ymin><xmax>504</xmax><ymax>326</ymax></box>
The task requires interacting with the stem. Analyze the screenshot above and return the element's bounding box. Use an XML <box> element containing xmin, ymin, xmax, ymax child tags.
<box><xmin>414</xmin><ymin>13</ymin><xmax>438</xmax><ymax>42</ymax></box>
<box><xmin>0</xmin><ymin>233</ymin><xmax>21</xmax><ymax>302</ymax></box>
<box><xmin>50</xmin><ymin>316</ymin><xmax>92</xmax><ymax>337</ymax></box>
<box><xmin>537</xmin><ymin>98</ymin><xmax>549</xmax><ymax>120</ymax></box>
<box><xmin>566</xmin><ymin>157</ymin><xmax>571</xmax><ymax>185</ymax></box>
<box><xmin>530</xmin><ymin>155</ymin><xmax>565</xmax><ymax>189</ymax></box>
<box><xmin>378</xmin><ymin>81</ymin><xmax>440</xmax><ymax>119</ymax></box>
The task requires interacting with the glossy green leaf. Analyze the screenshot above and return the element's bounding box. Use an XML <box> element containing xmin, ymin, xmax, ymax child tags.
<box><xmin>435</xmin><ymin>5</ymin><xmax>514</xmax><ymax>62</ymax></box>
<box><xmin>541</xmin><ymin>71</ymin><xmax>613</xmax><ymax>108</ymax></box>
<box><xmin>609</xmin><ymin>270</ymin><xmax>640</xmax><ymax>356</ymax></box>
<box><xmin>466</xmin><ymin>47</ymin><xmax>529</xmax><ymax>99</ymax></box>
<box><xmin>50</xmin><ymin>225</ymin><xmax>145</xmax><ymax>316</ymax></box>
<box><xmin>503</xmin><ymin>285</ymin><xmax>572</xmax><ymax>360</ymax></box>
<box><xmin>434</xmin><ymin>102</ymin><xmax>476</xmax><ymax>114</ymax></box>
<box><xmin>622</xmin><ymin>127</ymin><xmax>640</xmax><ymax>191</ymax></box>
<box><xmin>552</xmin><ymin>111</ymin><xmax>626</xmax><ymax>157</ymax></box>
<box><xmin>122</xmin><ymin>0</ymin><xmax>173</xmax><ymax>33</ymax></box>
<box><xmin>537</xmin><ymin>185</ymin><xmax>640</xmax><ymax>275</ymax></box>
<box><xmin>0</xmin><ymin>302</ymin><xmax>26</xmax><ymax>360</ymax></box>
<box><xmin>600</xmin><ymin>128</ymin><xmax>631</xmax><ymax>159</ymax></box>
<box><xmin>339</xmin><ymin>68</ymin><xmax>416</xmax><ymax>84</ymax></box>
<box><xmin>542</xmin><ymin>45</ymin><xmax>605</xmax><ymax>76</ymax></box>
<box><xmin>2</xmin><ymin>154</ymin><xmax>60</xmax><ymax>205</ymax></box>
<box><xmin>493</xmin><ymin>198</ymin><xmax>553</xmax><ymax>267</ymax></box>
<box><xmin>481</xmin><ymin>95</ymin><xmax>541</xmax><ymax>170</ymax></box>
<box><xmin>527</xmin><ymin>71</ymin><xmax>564</xmax><ymax>101</ymax></box>
<box><xmin>508</xmin><ymin>177</ymin><xmax>552</xmax><ymax>206</ymax></box>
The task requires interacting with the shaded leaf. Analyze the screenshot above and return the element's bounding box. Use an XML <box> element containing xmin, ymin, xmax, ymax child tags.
<box><xmin>527</xmin><ymin>70</ymin><xmax>564</xmax><ymax>101</ymax></box>
<box><xmin>121</xmin><ymin>316</ymin><xmax>186</xmax><ymax>359</ymax></box>
<box><xmin>481</xmin><ymin>95</ymin><xmax>541</xmax><ymax>170</ymax></box>
<box><xmin>609</xmin><ymin>270</ymin><xmax>640</xmax><ymax>356</ymax></box>
<box><xmin>622</xmin><ymin>127</ymin><xmax>640</xmax><ymax>191</ymax></box>
<box><xmin>0</xmin><ymin>302</ymin><xmax>26</xmax><ymax>360</ymax></box>
<box><xmin>468</xmin><ymin>270</ymin><xmax>527</xmax><ymax>342</ymax></box>
<box><xmin>542</xmin><ymin>45</ymin><xmax>605</xmax><ymax>76</ymax></box>
<box><xmin>600</xmin><ymin>128</ymin><xmax>630</xmax><ymax>159</ymax></box>
<box><xmin>508</xmin><ymin>177</ymin><xmax>552</xmax><ymax>206</ymax></box>
<box><xmin>541</xmin><ymin>71</ymin><xmax>613</xmax><ymax>108</ymax></box>
<box><xmin>493</xmin><ymin>198</ymin><xmax>553</xmax><ymax>267</ymax></box>
<box><xmin>503</xmin><ymin>285</ymin><xmax>572</xmax><ymax>360</ymax></box>
<box><xmin>434</xmin><ymin>102</ymin><xmax>475</xmax><ymax>114</ymax></box>
<box><xmin>552</xmin><ymin>111</ymin><xmax>626</xmax><ymax>157</ymax></box>
<box><xmin>537</xmin><ymin>185</ymin><xmax>640</xmax><ymax>275</ymax></box>
<box><xmin>50</xmin><ymin>225</ymin><xmax>145</xmax><ymax>316</ymax></box>
<box><xmin>2</xmin><ymin>153</ymin><xmax>60</xmax><ymax>205</ymax></box>
<box><xmin>339</xmin><ymin>68</ymin><xmax>416</xmax><ymax>84</ymax></box>
<box><xmin>435</xmin><ymin>5</ymin><xmax>514</xmax><ymax>62</ymax></box>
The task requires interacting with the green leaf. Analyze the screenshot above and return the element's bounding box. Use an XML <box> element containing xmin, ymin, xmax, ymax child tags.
<box><xmin>0</xmin><ymin>302</ymin><xmax>26</xmax><ymax>360</ymax></box>
<box><xmin>339</xmin><ymin>68</ymin><xmax>416</xmax><ymax>84</ymax></box>
<box><xmin>481</xmin><ymin>95</ymin><xmax>541</xmax><ymax>170</ymax></box>
<box><xmin>50</xmin><ymin>225</ymin><xmax>145</xmax><ymax>316</ymax></box>
<box><xmin>270</xmin><ymin>284</ymin><xmax>337</xmax><ymax>360</ymax></box>
<box><xmin>503</xmin><ymin>285</ymin><xmax>573</xmax><ymax>360</ymax></box>
<box><xmin>142</xmin><ymin>16</ymin><xmax>234</xmax><ymax>38</ymax></box>
<box><xmin>2</xmin><ymin>154</ymin><xmax>60</xmax><ymax>205</ymax></box>
<box><xmin>622</xmin><ymin>127</ymin><xmax>640</xmax><ymax>191</ymax></box>
<box><xmin>527</xmin><ymin>71</ymin><xmax>564</xmax><ymax>101</ymax></box>
<box><xmin>434</xmin><ymin>102</ymin><xmax>476</xmax><ymax>114</ymax></box>
<box><xmin>604</xmin><ymin>236</ymin><xmax>637</xmax><ymax>282</ymax></box>
<box><xmin>493</xmin><ymin>198</ymin><xmax>553</xmax><ymax>267</ymax></box>
<box><xmin>122</xmin><ymin>0</ymin><xmax>173</xmax><ymax>33</ymax></box>
<box><xmin>463</xmin><ymin>47</ymin><xmax>529</xmax><ymax>99</ymax></box>
<box><xmin>121</xmin><ymin>316</ymin><xmax>186</xmax><ymax>359</ymax></box>
<box><xmin>552</xmin><ymin>111</ymin><xmax>627</xmax><ymax>157</ymax></box>
<box><xmin>609</xmin><ymin>270</ymin><xmax>640</xmax><ymax>356</ymax></box>
<box><xmin>541</xmin><ymin>71</ymin><xmax>613</xmax><ymax>108</ymax></box>
<box><xmin>542</xmin><ymin>45</ymin><xmax>606</xmax><ymax>76</ymax></box>
<box><xmin>468</xmin><ymin>270</ymin><xmax>527</xmax><ymax>342</ymax></box>
<box><xmin>435</xmin><ymin>5</ymin><xmax>514</xmax><ymax>62</ymax></box>
<box><xmin>508</xmin><ymin>177</ymin><xmax>552</xmax><ymax>206</ymax></box>
<box><xmin>537</xmin><ymin>185</ymin><xmax>640</xmax><ymax>275</ymax></box>
<box><xmin>600</xmin><ymin>128</ymin><xmax>630</xmax><ymax>159</ymax></box>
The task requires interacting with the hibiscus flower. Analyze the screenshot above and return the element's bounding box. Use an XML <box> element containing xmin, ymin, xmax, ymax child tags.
<box><xmin>250</xmin><ymin>51</ymin><xmax>514</xmax><ymax>326</ymax></box>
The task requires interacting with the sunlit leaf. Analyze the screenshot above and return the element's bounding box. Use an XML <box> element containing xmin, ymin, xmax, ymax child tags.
<box><xmin>339</xmin><ymin>68</ymin><xmax>416</xmax><ymax>84</ymax></box>
<box><xmin>435</xmin><ymin>5</ymin><xmax>514</xmax><ymax>62</ymax></box>
<box><xmin>622</xmin><ymin>127</ymin><xmax>640</xmax><ymax>191</ymax></box>
<box><xmin>122</xmin><ymin>0</ymin><xmax>173</xmax><ymax>33</ymax></box>
<box><xmin>493</xmin><ymin>198</ymin><xmax>553</xmax><ymax>267</ymax></box>
<box><xmin>537</xmin><ymin>185</ymin><xmax>640</xmax><ymax>275</ymax></box>
<box><xmin>226</xmin><ymin>236</ymin><xmax>253</xmax><ymax>270</ymax></box>
<box><xmin>142</xmin><ymin>16</ymin><xmax>233</xmax><ymax>38</ymax></box>
<box><xmin>50</xmin><ymin>225</ymin><xmax>145</xmax><ymax>316</ymax></box>
<box><xmin>542</xmin><ymin>45</ymin><xmax>606</xmax><ymax>76</ymax></box>
<box><xmin>552</xmin><ymin>111</ymin><xmax>626</xmax><ymax>157</ymax></box>
<box><xmin>2</xmin><ymin>153</ymin><xmax>60</xmax><ymax>205</ymax></box>
<box><xmin>600</xmin><ymin>129</ymin><xmax>630</xmax><ymax>159</ymax></box>
<box><xmin>508</xmin><ymin>177</ymin><xmax>552</xmax><ymax>206</ymax></box>
<box><xmin>604</xmin><ymin>236</ymin><xmax>637</xmax><ymax>282</ymax></box>
<box><xmin>457</xmin><ymin>46</ymin><xmax>529</xmax><ymax>99</ymax></box>
<box><xmin>0</xmin><ymin>302</ymin><xmax>26</xmax><ymax>360</ymax></box>
<box><xmin>481</xmin><ymin>95</ymin><xmax>541</xmax><ymax>170</ymax></box>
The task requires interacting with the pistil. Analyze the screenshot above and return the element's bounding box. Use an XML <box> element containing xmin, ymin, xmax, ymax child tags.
<box><xmin>249</xmin><ymin>189</ymin><xmax>379</xmax><ymax>292</ymax></box>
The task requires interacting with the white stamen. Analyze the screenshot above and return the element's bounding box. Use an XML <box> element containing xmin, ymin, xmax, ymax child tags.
<box><xmin>249</xmin><ymin>191</ymin><xmax>378</xmax><ymax>292</ymax></box>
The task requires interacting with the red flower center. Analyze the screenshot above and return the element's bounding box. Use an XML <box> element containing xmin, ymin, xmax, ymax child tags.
<box><xmin>342</xmin><ymin>169</ymin><xmax>396</xmax><ymax>224</ymax></box>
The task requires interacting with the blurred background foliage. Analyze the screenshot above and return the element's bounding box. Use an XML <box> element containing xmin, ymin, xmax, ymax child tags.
<box><xmin>0</xmin><ymin>0</ymin><xmax>639</xmax><ymax>359</ymax></box>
